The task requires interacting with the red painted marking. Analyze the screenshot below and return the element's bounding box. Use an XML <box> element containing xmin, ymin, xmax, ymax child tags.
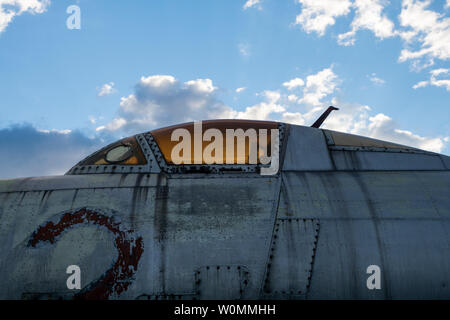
<box><xmin>29</xmin><ymin>208</ymin><xmax>144</xmax><ymax>300</ymax></box>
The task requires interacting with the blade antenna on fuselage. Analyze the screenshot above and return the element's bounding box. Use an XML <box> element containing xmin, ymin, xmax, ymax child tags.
<box><xmin>311</xmin><ymin>106</ymin><xmax>339</xmax><ymax>128</ymax></box>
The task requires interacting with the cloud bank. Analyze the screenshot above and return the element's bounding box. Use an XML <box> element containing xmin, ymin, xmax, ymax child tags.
<box><xmin>295</xmin><ymin>0</ymin><xmax>352</xmax><ymax>36</ymax></box>
<box><xmin>0</xmin><ymin>124</ymin><xmax>102</xmax><ymax>179</ymax></box>
<box><xmin>413</xmin><ymin>68</ymin><xmax>450</xmax><ymax>90</ymax></box>
<box><xmin>96</xmin><ymin>75</ymin><xmax>235</xmax><ymax>134</ymax></box>
<box><xmin>98</xmin><ymin>69</ymin><xmax>448</xmax><ymax>153</ymax></box>
<box><xmin>0</xmin><ymin>0</ymin><xmax>50</xmax><ymax>34</ymax></box>
<box><xmin>1</xmin><ymin>68</ymin><xmax>447</xmax><ymax>180</ymax></box>
<box><xmin>295</xmin><ymin>0</ymin><xmax>450</xmax><ymax>71</ymax></box>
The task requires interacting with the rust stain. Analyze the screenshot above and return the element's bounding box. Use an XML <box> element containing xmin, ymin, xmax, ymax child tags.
<box><xmin>28</xmin><ymin>208</ymin><xmax>144</xmax><ymax>300</ymax></box>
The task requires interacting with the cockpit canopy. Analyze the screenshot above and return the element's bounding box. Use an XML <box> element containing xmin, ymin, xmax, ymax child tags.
<box><xmin>68</xmin><ymin>120</ymin><xmax>281</xmax><ymax>175</ymax></box>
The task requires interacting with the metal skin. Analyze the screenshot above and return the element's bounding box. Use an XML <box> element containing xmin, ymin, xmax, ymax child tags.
<box><xmin>0</xmin><ymin>121</ymin><xmax>449</xmax><ymax>300</ymax></box>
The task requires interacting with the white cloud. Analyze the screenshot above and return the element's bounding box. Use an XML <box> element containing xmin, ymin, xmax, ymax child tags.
<box><xmin>282</xmin><ymin>77</ymin><xmax>305</xmax><ymax>90</ymax></box>
<box><xmin>97</xmin><ymin>75</ymin><xmax>235</xmax><ymax>134</ymax></box>
<box><xmin>431</xmin><ymin>68</ymin><xmax>450</xmax><ymax>76</ymax></box>
<box><xmin>37</xmin><ymin>128</ymin><xmax>72</xmax><ymax>134</ymax></box>
<box><xmin>232</xmin><ymin>90</ymin><xmax>285</xmax><ymax>120</ymax></box>
<box><xmin>336</xmin><ymin>30</ymin><xmax>356</xmax><ymax>46</ymax></box>
<box><xmin>96</xmin><ymin>117</ymin><xmax>127</xmax><ymax>132</ymax></box>
<box><xmin>398</xmin><ymin>0</ymin><xmax>450</xmax><ymax>67</ymax></box>
<box><xmin>0</xmin><ymin>0</ymin><xmax>50</xmax><ymax>34</ymax></box>
<box><xmin>234</xmin><ymin>101</ymin><xmax>285</xmax><ymax>120</ymax></box>
<box><xmin>185</xmin><ymin>78</ymin><xmax>216</xmax><ymax>94</ymax></box>
<box><xmin>238</xmin><ymin>43</ymin><xmax>250</xmax><ymax>57</ymax></box>
<box><xmin>88</xmin><ymin>116</ymin><xmax>104</xmax><ymax>124</ymax></box>
<box><xmin>295</xmin><ymin>0</ymin><xmax>352</xmax><ymax>35</ymax></box>
<box><xmin>236</xmin><ymin>87</ymin><xmax>246</xmax><ymax>93</ymax></box>
<box><xmin>97</xmin><ymin>70</ymin><xmax>448</xmax><ymax>153</ymax></box>
<box><xmin>97</xmin><ymin>82</ymin><xmax>116</xmax><ymax>97</ymax></box>
<box><xmin>288</xmin><ymin>94</ymin><xmax>299</xmax><ymax>102</ymax></box>
<box><xmin>338</xmin><ymin>0</ymin><xmax>397</xmax><ymax>46</ymax></box>
<box><xmin>281</xmin><ymin>112</ymin><xmax>305</xmax><ymax>125</ymax></box>
<box><xmin>412</xmin><ymin>80</ymin><xmax>428</xmax><ymax>89</ymax></box>
<box><xmin>392</xmin><ymin>128</ymin><xmax>448</xmax><ymax>153</ymax></box>
<box><xmin>299</xmin><ymin>67</ymin><xmax>338</xmax><ymax>106</ymax></box>
<box><xmin>358</xmin><ymin>113</ymin><xmax>448</xmax><ymax>153</ymax></box>
<box><xmin>243</xmin><ymin>0</ymin><xmax>261</xmax><ymax>10</ymax></box>
<box><xmin>412</xmin><ymin>68</ymin><xmax>450</xmax><ymax>91</ymax></box>
<box><xmin>261</xmin><ymin>90</ymin><xmax>281</xmax><ymax>103</ymax></box>
<box><xmin>295</xmin><ymin>0</ymin><xmax>396</xmax><ymax>44</ymax></box>
<box><xmin>139</xmin><ymin>74</ymin><xmax>177</xmax><ymax>91</ymax></box>
<box><xmin>313</xmin><ymin>103</ymin><xmax>371</xmax><ymax>133</ymax></box>
<box><xmin>276</xmin><ymin>68</ymin><xmax>448</xmax><ymax>153</ymax></box>
<box><xmin>369</xmin><ymin>73</ymin><xmax>386</xmax><ymax>85</ymax></box>
<box><xmin>294</xmin><ymin>0</ymin><xmax>450</xmax><ymax>70</ymax></box>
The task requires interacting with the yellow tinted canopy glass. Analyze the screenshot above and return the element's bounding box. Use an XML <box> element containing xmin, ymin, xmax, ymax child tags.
<box><xmin>328</xmin><ymin>131</ymin><xmax>414</xmax><ymax>150</ymax></box>
<box><xmin>150</xmin><ymin>120</ymin><xmax>278</xmax><ymax>165</ymax></box>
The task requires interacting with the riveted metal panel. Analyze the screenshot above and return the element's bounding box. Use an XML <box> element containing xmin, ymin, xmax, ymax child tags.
<box><xmin>151</xmin><ymin>176</ymin><xmax>280</xmax><ymax>299</ymax></box>
<box><xmin>135</xmin><ymin>293</ymin><xmax>195</xmax><ymax>300</ymax></box>
<box><xmin>194</xmin><ymin>265</ymin><xmax>250</xmax><ymax>299</ymax></box>
<box><xmin>331</xmin><ymin>150</ymin><xmax>446</xmax><ymax>171</ymax></box>
<box><xmin>66</xmin><ymin>134</ymin><xmax>160</xmax><ymax>175</ymax></box>
<box><xmin>0</xmin><ymin>172</ymin><xmax>281</xmax><ymax>300</ymax></box>
<box><xmin>305</xmin><ymin>219</ymin><xmax>392</xmax><ymax>299</ymax></box>
<box><xmin>137</xmin><ymin>133</ymin><xmax>161</xmax><ymax>173</ymax></box>
<box><xmin>307</xmin><ymin>219</ymin><xmax>450</xmax><ymax>299</ymax></box>
<box><xmin>262</xmin><ymin>218</ymin><xmax>320</xmax><ymax>298</ymax></box>
<box><xmin>279</xmin><ymin>170</ymin><xmax>450</xmax><ymax>299</ymax></box>
<box><xmin>282</xmin><ymin>125</ymin><xmax>333</xmax><ymax>171</ymax></box>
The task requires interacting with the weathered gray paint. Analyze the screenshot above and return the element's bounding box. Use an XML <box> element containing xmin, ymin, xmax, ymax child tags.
<box><xmin>0</xmin><ymin>123</ymin><xmax>449</xmax><ymax>300</ymax></box>
<box><xmin>279</xmin><ymin>171</ymin><xmax>450</xmax><ymax>299</ymax></box>
<box><xmin>282</xmin><ymin>125</ymin><xmax>334</xmax><ymax>171</ymax></box>
<box><xmin>330</xmin><ymin>150</ymin><xmax>446</xmax><ymax>171</ymax></box>
<box><xmin>440</xmin><ymin>155</ymin><xmax>450</xmax><ymax>170</ymax></box>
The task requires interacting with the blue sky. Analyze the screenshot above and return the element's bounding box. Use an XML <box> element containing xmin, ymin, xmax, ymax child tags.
<box><xmin>0</xmin><ymin>0</ymin><xmax>449</xmax><ymax>178</ymax></box>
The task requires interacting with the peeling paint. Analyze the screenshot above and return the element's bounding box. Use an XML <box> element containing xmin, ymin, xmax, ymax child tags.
<box><xmin>28</xmin><ymin>208</ymin><xmax>144</xmax><ymax>300</ymax></box>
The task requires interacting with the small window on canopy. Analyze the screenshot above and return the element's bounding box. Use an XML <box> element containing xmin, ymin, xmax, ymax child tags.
<box><xmin>78</xmin><ymin>136</ymin><xmax>147</xmax><ymax>166</ymax></box>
